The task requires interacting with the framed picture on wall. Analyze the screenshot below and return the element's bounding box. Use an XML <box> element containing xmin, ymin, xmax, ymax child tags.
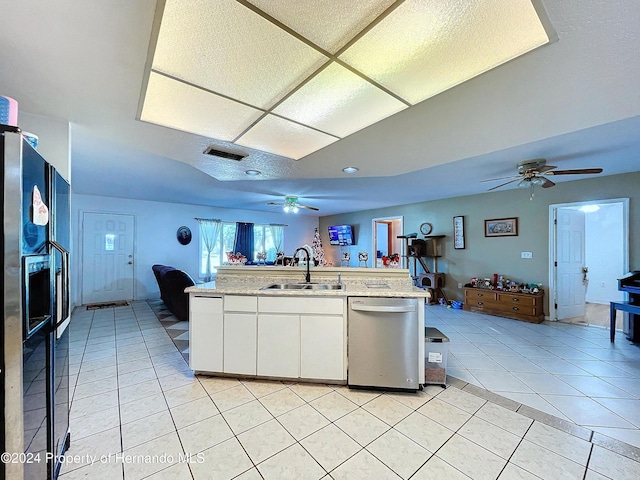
<box><xmin>484</xmin><ymin>217</ymin><xmax>518</xmax><ymax>237</ymax></box>
<box><xmin>453</xmin><ymin>216</ymin><xmax>465</xmax><ymax>249</ymax></box>
<box><xmin>177</xmin><ymin>226</ymin><xmax>192</xmax><ymax>245</ymax></box>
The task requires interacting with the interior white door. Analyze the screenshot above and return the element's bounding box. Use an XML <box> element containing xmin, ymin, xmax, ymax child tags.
<box><xmin>82</xmin><ymin>212</ymin><xmax>135</xmax><ymax>304</ymax></box>
<box><xmin>556</xmin><ymin>208</ymin><xmax>586</xmax><ymax>319</ymax></box>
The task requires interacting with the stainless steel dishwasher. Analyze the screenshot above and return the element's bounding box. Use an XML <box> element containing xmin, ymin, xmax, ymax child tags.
<box><xmin>348</xmin><ymin>297</ymin><xmax>420</xmax><ymax>391</ymax></box>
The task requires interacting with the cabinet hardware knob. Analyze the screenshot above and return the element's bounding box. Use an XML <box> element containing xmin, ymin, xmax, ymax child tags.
<box><xmin>513</xmin><ymin>298</ymin><xmax>519</xmax><ymax>302</ymax></box>
<box><xmin>513</xmin><ymin>307</ymin><xmax>519</xmax><ymax>311</ymax></box>
<box><xmin>477</xmin><ymin>302</ymin><xmax>484</xmax><ymax>306</ymax></box>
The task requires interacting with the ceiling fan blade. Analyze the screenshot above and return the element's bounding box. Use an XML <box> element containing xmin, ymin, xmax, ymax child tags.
<box><xmin>541</xmin><ymin>177</ymin><xmax>556</xmax><ymax>188</ymax></box>
<box><xmin>298</xmin><ymin>204</ymin><xmax>319</xmax><ymax>211</ymax></box>
<box><xmin>480</xmin><ymin>175</ymin><xmax>520</xmax><ymax>183</ymax></box>
<box><xmin>537</xmin><ymin>165</ymin><xmax>557</xmax><ymax>173</ymax></box>
<box><xmin>546</xmin><ymin>168</ymin><xmax>603</xmax><ymax>175</ymax></box>
<box><xmin>266</xmin><ymin>202</ymin><xmax>282</xmax><ymax>206</ymax></box>
<box><xmin>487</xmin><ymin>179</ymin><xmax>520</xmax><ymax>191</ymax></box>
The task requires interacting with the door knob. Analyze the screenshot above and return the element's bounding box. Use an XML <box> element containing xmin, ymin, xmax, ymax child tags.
<box><xmin>128</xmin><ymin>261</ymin><xmax>133</xmax><ymax>265</ymax></box>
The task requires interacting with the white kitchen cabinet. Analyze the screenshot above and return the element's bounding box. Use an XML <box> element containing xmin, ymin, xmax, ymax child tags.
<box><xmin>223</xmin><ymin>296</ymin><xmax>257</xmax><ymax>375</ymax></box>
<box><xmin>189</xmin><ymin>295</ymin><xmax>223</xmax><ymax>372</ymax></box>
<box><xmin>300</xmin><ymin>314</ymin><xmax>345</xmax><ymax>380</ymax></box>
<box><xmin>257</xmin><ymin>313</ymin><xmax>300</xmax><ymax>378</ymax></box>
<box><xmin>223</xmin><ymin>313</ymin><xmax>257</xmax><ymax>375</ymax></box>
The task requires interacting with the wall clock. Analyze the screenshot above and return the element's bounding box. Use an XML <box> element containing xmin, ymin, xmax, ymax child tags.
<box><xmin>420</xmin><ymin>222</ymin><xmax>433</xmax><ymax>236</ymax></box>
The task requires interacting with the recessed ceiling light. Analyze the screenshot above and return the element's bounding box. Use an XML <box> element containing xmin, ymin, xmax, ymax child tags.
<box><xmin>342</xmin><ymin>166</ymin><xmax>359</xmax><ymax>174</ymax></box>
<box><xmin>245</xmin><ymin>169</ymin><xmax>262</xmax><ymax>176</ymax></box>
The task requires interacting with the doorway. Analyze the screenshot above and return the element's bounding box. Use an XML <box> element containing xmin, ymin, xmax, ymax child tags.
<box><xmin>549</xmin><ymin>199</ymin><xmax>628</xmax><ymax>328</ymax></box>
<box><xmin>373</xmin><ymin>216</ymin><xmax>403</xmax><ymax>268</ymax></box>
<box><xmin>81</xmin><ymin>212</ymin><xmax>135</xmax><ymax>305</ymax></box>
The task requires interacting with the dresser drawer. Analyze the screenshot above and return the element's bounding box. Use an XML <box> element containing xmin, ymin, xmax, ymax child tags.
<box><xmin>496</xmin><ymin>293</ymin><xmax>538</xmax><ymax>307</ymax></box>
<box><xmin>465</xmin><ymin>298</ymin><xmax>502</xmax><ymax>309</ymax></box>
<box><xmin>491</xmin><ymin>303</ymin><xmax>539</xmax><ymax>316</ymax></box>
<box><xmin>464</xmin><ymin>290</ymin><xmax>497</xmax><ymax>302</ymax></box>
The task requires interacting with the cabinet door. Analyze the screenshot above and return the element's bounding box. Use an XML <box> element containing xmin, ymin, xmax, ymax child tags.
<box><xmin>189</xmin><ymin>296</ymin><xmax>223</xmax><ymax>372</ymax></box>
<box><xmin>300</xmin><ymin>315</ymin><xmax>345</xmax><ymax>381</ymax></box>
<box><xmin>257</xmin><ymin>314</ymin><xmax>300</xmax><ymax>378</ymax></box>
<box><xmin>224</xmin><ymin>313</ymin><xmax>257</xmax><ymax>375</ymax></box>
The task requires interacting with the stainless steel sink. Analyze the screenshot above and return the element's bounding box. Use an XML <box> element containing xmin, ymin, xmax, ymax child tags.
<box><xmin>260</xmin><ymin>283</ymin><xmax>344</xmax><ymax>290</ymax></box>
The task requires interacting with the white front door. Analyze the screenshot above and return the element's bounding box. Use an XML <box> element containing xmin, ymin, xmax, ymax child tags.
<box><xmin>556</xmin><ymin>208</ymin><xmax>586</xmax><ymax>319</ymax></box>
<box><xmin>82</xmin><ymin>212</ymin><xmax>135</xmax><ymax>305</ymax></box>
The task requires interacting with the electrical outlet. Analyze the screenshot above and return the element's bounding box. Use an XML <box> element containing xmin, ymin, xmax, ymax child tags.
<box><xmin>458</xmin><ymin>283</ymin><xmax>463</xmax><ymax>289</ymax></box>
<box><xmin>521</xmin><ymin>251</ymin><xmax>533</xmax><ymax>259</ymax></box>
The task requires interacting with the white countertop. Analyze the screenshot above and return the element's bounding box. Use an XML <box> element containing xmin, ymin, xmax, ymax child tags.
<box><xmin>186</xmin><ymin>265</ymin><xmax>429</xmax><ymax>298</ymax></box>
<box><xmin>186</xmin><ymin>281</ymin><xmax>429</xmax><ymax>298</ymax></box>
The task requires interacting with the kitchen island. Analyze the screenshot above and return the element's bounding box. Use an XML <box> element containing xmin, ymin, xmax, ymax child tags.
<box><xmin>186</xmin><ymin>266</ymin><xmax>428</xmax><ymax>387</ymax></box>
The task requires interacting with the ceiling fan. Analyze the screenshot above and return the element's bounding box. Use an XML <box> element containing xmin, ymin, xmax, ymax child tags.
<box><xmin>267</xmin><ymin>196</ymin><xmax>319</xmax><ymax>213</ymax></box>
<box><xmin>482</xmin><ymin>159</ymin><xmax>603</xmax><ymax>193</ymax></box>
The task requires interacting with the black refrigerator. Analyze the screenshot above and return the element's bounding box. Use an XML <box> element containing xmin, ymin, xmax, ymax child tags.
<box><xmin>2</xmin><ymin>124</ymin><xmax>71</xmax><ymax>480</ymax></box>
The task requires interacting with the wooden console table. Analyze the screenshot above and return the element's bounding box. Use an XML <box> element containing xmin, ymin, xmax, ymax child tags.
<box><xmin>464</xmin><ymin>287</ymin><xmax>544</xmax><ymax>323</ymax></box>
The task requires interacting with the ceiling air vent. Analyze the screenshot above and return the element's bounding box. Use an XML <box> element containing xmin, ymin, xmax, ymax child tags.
<box><xmin>203</xmin><ymin>146</ymin><xmax>247</xmax><ymax>162</ymax></box>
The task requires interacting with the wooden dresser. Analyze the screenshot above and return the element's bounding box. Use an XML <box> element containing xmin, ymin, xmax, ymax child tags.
<box><xmin>463</xmin><ymin>287</ymin><xmax>544</xmax><ymax>323</ymax></box>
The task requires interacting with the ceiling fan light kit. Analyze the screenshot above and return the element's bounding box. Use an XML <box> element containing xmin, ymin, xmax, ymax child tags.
<box><xmin>267</xmin><ymin>196</ymin><xmax>319</xmax><ymax>213</ymax></box>
<box><xmin>484</xmin><ymin>158</ymin><xmax>603</xmax><ymax>199</ymax></box>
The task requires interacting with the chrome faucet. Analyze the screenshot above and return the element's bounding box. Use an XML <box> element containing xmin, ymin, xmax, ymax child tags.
<box><xmin>293</xmin><ymin>247</ymin><xmax>311</xmax><ymax>283</ymax></box>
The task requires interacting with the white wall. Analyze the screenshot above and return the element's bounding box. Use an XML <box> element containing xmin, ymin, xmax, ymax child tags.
<box><xmin>19</xmin><ymin>111</ymin><xmax>71</xmax><ymax>182</ymax></box>
<box><xmin>585</xmin><ymin>203</ymin><xmax>625</xmax><ymax>304</ymax></box>
<box><xmin>71</xmin><ymin>194</ymin><xmax>318</xmax><ymax>307</ymax></box>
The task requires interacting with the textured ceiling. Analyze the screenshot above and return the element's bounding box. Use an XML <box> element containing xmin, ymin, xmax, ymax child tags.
<box><xmin>141</xmin><ymin>0</ymin><xmax>551</xmax><ymax>166</ymax></box>
<box><xmin>0</xmin><ymin>0</ymin><xmax>639</xmax><ymax>216</ymax></box>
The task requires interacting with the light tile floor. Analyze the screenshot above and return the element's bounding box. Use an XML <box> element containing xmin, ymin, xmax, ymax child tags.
<box><xmin>60</xmin><ymin>300</ymin><xmax>640</xmax><ymax>480</ymax></box>
<box><xmin>428</xmin><ymin>305</ymin><xmax>640</xmax><ymax>449</ymax></box>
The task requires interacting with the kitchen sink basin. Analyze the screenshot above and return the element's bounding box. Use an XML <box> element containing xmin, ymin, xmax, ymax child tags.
<box><xmin>260</xmin><ymin>283</ymin><xmax>344</xmax><ymax>290</ymax></box>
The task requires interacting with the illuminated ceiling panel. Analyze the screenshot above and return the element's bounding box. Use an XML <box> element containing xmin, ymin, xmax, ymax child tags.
<box><xmin>141</xmin><ymin>0</ymin><xmax>553</xmax><ymax>168</ymax></box>
<box><xmin>236</xmin><ymin>115</ymin><xmax>339</xmax><ymax>160</ymax></box>
<box><xmin>247</xmin><ymin>0</ymin><xmax>396</xmax><ymax>54</ymax></box>
<box><xmin>152</xmin><ymin>0</ymin><xmax>328</xmax><ymax>109</ymax></box>
<box><xmin>339</xmin><ymin>0</ymin><xmax>550</xmax><ymax>104</ymax></box>
<box><xmin>273</xmin><ymin>62</ymin><xmax>407</xmax><ymax>137</ymax></box>
<box><xmin>140</xmin><ymin>72</ymin><xmax>263</xmax><ymax>140</ymax></box>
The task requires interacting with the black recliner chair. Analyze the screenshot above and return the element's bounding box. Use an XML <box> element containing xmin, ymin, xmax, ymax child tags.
<box><xmin>151</xmin><ymin>264</ymin><xmax>195</xmax><ymax>322</ymax></box>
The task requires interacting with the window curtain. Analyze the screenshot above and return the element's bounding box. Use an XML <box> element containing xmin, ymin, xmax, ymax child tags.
<box><xmin>233</xmin><ymin>222</ymin><xmax>254</xmax><ymax>261</ymax></box>
<box><xmin>269</xmin><ymin>224</ymin><xmax>285</xmax><ymax>259</ymax></box>
<box><xmin>198</xmin><ymin>219</ymin><xmax>221</xmax><ymax>281</ymax></box>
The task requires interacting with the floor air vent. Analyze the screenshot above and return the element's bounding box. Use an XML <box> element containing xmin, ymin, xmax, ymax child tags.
<box><xmin>203</xmin><ymin>146</ymin><xmax>247</xmax><ymax>161</ymax></box>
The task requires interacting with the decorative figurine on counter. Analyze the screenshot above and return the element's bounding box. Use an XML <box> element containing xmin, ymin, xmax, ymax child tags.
<box><xmin>382</xmin><ymin>253</ymin><xmax>400</xmax><ymax>268</ymax></box>
<box><xmin>256</xmin><ymin>251</ymin><xmax>267</xmax><ymax>265</ymax></box>
<box><xmin>358</xmin><ymin>251</ymin><xmax>368</xmax><ymax>267</ymax></box>
<box><xmin>341</xmin><ymin>250</ymin><xmax>351</xmax><ymax>267</ymax></box>
<box><xmin>226</xmin><ymin>251</ymin><xmax>248</xmax><ymax>265</ymax></box>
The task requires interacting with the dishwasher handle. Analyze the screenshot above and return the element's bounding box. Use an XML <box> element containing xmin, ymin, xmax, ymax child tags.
<box><xmin>350</xmin><ymin>304</ymin><xmax>415</xmax><ymax>313</ymax></box>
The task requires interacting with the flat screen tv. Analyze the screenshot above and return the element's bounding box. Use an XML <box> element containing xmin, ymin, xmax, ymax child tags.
<box><xmin>328</xmin><ymin>225</ymin><xmax>354</xmax><ymax>246</ymax></box>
